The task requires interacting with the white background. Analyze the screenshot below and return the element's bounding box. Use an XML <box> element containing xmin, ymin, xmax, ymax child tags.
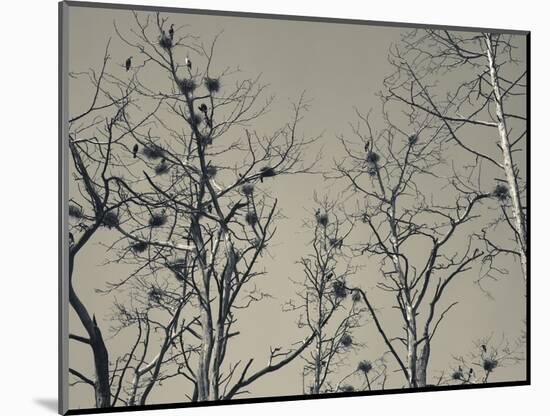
<box><xmin>0</xmin><ymin>0</ymin><xmax>545</xmax><ymax>414</ymax></box>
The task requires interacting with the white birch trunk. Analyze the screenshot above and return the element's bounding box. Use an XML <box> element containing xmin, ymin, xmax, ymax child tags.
<box><xmin>485</xmin><ymin>35</ymin><xmax>528</xmax><ymax>280</ymax></box>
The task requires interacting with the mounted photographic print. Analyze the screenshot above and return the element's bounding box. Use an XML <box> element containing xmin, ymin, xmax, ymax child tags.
<box><xmin>59</xmin><ymin>1</ymin><xmax>530</xmax><ymax>414</ymax></box>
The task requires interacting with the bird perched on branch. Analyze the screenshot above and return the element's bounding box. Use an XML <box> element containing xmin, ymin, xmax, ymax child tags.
<box><xmin>169</xmin><ymin>24</ymin><xmax>174</xmax><ymax>40</ymax></box>
<box><xmin>364</xmin><ymin>139</ymin><xmax>372</xmax><ymax>153</ymax></box>
<box><xmin>132</xmin><ymin>144</ymin><xmax>139</xmax><ymax>159</ymax></box>
<box><xmin>125</xmin><ymin>56</ymin><xmax>132</xmax><ymax>71</ymax></box>
<box><xmin>198</xmin><ymin>103</ymin><xmax>208</xmax><ymax>114</ymax></box>
<box><xmin>185</xmin><ymin>56</ymin><xmax>192</xmax><ymax>71</ymax></box>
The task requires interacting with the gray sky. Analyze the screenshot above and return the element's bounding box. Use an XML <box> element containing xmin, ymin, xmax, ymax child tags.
<box><xmin>66</xmin><ymin>4</ymin><xmax>527</xmax><ymax>410</ymax></box>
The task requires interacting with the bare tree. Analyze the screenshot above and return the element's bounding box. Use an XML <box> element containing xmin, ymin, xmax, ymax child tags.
<box><xmin>67</xmin><ymin>40</ymin><xmax>141</xmax><ymax>407</ymax></box>
<box><xmin>335</xmin><ymin>111</ymin><xmax>492</xmax><ymax>388</ymax></box>
<box><xmin>447</xmin><ymin>335</ymin><xmax>525</xmax><ymax>385</ymax></box>
<box><xmin>285</xmin><ymin>199</ymin><xmax>364</xmax><ymax>395</ymax></box>
<box><xmin>71</xmin><ymin>11</ymin><xmax>326</xmax><ymax>405</ymax></box>
<box><xmin>383</xmin><ymin>29</ymin><xmax>528</xmax><ymax>280</ymax></box>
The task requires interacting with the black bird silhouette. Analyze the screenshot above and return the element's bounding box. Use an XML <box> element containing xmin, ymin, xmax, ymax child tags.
<box><xmin>481</xmin><ymin>344</ymin><xmax>487</xmax><ymax>353</ymax></box>
<box><xmin>69</xmin><ymin>232</ymin><xmax>75</xmax><ymax>245</ymax></box>
<box><xmin>185</xmin><ymin>56</ymin><xmax>192</xmax><ymax>71</ymax></box>
<box><xmin>132</xmin><ymin>144</ymin><xmax>139</xmax><ymax>158</ymax></box>
<box><xmin>125</xmin><ymin>56</ymin><xmax>132</xmax><ymax>71</ymax></box>
<box><xmin>169</xmin><ymin>24</ymin><xmax>174</xmax><ymax>39</ymax></box>
<box><xmin>364</xmin><ymin>139</ymin><xmax>371</xmax><ymax>153</ymax></box>
<box><xmin>207</xmin><ymin>204</ymin><xmax>212</xmax><ymax>213</ymax></box>
<box><xmin>469</xmin><ymin>368</ymin><xmax>474</xmax><ymax>374</ymax></box>
<box><xmin>199</xmin><ymin>103</ymin><xmax>208</xmax><ymax>113</ymax></box>
<box><xmin>325</xmin><ymin>272</ymin><xmax>334</xmax><ymax>280</ymax></box>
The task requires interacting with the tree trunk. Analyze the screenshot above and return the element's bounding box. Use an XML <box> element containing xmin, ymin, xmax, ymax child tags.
<box><xmin>69</xmin><ymin>255</ymin><xmax>111</xmax><ymax>408</ymax></box>
<box><xmin>405</xmin><ymin>304</ymin><xmax>418</xmax><ymax>388</ymax></box>
<box><xmin>485</xmin><ymin>35</ymin><xmax>528</xmax><ymax>280</ymax></box>
<box><xmin>416</xmin><ymin>342</ymin><xmax>430</xmax><ymax>387</ymax></box>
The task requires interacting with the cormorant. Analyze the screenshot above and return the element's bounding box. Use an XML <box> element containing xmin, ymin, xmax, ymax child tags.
<box><xmin>364</xmin><ymin>139</ymin><xmax>371</xmax><ymax>153</ymax></box>
<box><xmin>125</xmin><ymin>56</ymin><xmax>132</xmax><ymax>71</ymax></box>
<box><xmin>481</xmin><ymin>344</ymin><xmax>487</xmax><ymax>353</ymax></box>
<box><xmin>169</xmin><ymin>24</ymin><xmax>174</xmax><ymax>39</ymax></box>
<box><xmin>132</xmin><ymin>144</ymin><xmax>139</xmax><ymax>158</ymax></box>
<box><xmin>198</xmin><ymin>103</ymin><xmax>208</xmax><ymax>113</ymax></box>
<box><xmin>185</xmin><ymin>56</ymin><xmax>192</xmax><ymax>71</ymax></box>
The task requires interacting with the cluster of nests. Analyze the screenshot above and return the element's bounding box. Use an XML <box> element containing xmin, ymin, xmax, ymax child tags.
<box><xmin>176</xmin><ymin>77</ymin><xmax>220</xmax><ymax>96</ymax></box>
<box><xmin>140</xmin><ymin>145</ymin><xmax>172</xmax><ymax>176</ymax></box>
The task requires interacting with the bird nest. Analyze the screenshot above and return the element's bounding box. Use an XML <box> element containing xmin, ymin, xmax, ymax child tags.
<box><xmin>159</xmin><ymin>34</ymin><xmax>173</xmax><ymax>50</ymax></box>
<box><xmin>148</xmin><ymin>213</ymin><xmax>167</xmax><ymax>228</ymax></box>
<box><xmin>131</xmin><ymin>241</ymin><xmax>149</xmax><ymax>253</ymax></box>
<box><xmin>205</xmin><ymin>165</ymin><xmax>218</xmax><ymax>178</ymax></box>
<box><xmin>241</xmin><ymin>183</ymin><xmax>255</xmax><ymax>196</ymax></box>
<box><xmin>332</xmin><ymin>281</ymin><xmax>347</xmax><ymax>299</ymax></box>
<box><xmin>142</xmin><ymin>145</ymin><xmax>165</xmax><ymax>161</ymax></box>
<box><xmin>155</xmin><ymin>162</ymin><xmax>170</xmax><ymax>175</ymax></box>
<box><xmin>204</xmin><ymin>77</ymin><xmax>220</xmax><ymax>94</ymax></box>
<box><xmin>483</xmin><ymin>358</ymin><xmax>498</xmax><ymax>373</ymax></box>
<box><xmin>340</xmin><ymin>385</ymin><xmax>355</xmax><ymax>393</ymax></box>
<box><xmin>340</xmin><ymin>333</ymin><xmax>353</xmax><ymax>348</ymax></box>
<box><xmin>260</xmin><ymin>166</ymin><xmax>276</xmax><ymax>178</ymax></box>
<box><xmin>451</xmin><ymin>370</ymin><xmax>463</xmax><ymax>381</ymax></box>
<box><xmin>493</xmin><ymin>184</ymin><xmax>509</xmax><ymax>202</ymax></box>
<box><xmin>190</xmin><ymin>113</ymin><xmax>202</xmax><ymax>126</ymax></box>
<box><xmin>357</xmin><ymin>360</ymin><xmax>373</xmax><ymax>374</ymax></box>
<box><xmin>68</xmin><ymin>205</ymin><xmax>83</xmax><ymax>219</ymax></box>
<box><xmin>245</xmin><ymin>212</ymin><xmax>258</xmax><ymax>226</ymax></box>
<box><xmin>366</xmin><ymin>151</ymin><xmax>380</xmax><ymax>164</ymax></box>
<box><xmin>148</xmin><ymin>286</ymin><xmax>164</xmax><ymax>303</ymax></box>
<box><xmin>102</xmin><ymin>211</ymin><xmax>119</xmax><ymax>229</ymax></box>
<box><xmin>316</xmin><ymin>213</ymin><xmax>329</xmax><ymax>227</ymax></box>
<box><xmin>177</xmin><ymin>78</ymin><xmax>197</xmax><ymax>95</ymax></box>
